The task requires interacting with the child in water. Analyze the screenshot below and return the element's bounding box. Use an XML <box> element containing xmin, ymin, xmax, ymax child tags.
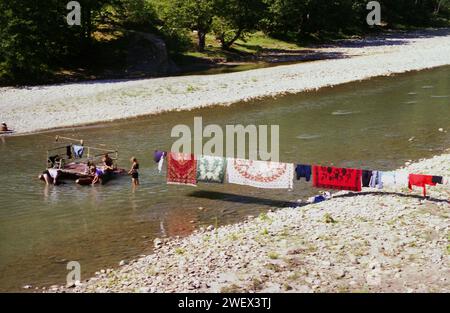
<box><xmin>129</xmin><ymin>157</ymin><xmax>140</xmax><ymax>186</ymax></box>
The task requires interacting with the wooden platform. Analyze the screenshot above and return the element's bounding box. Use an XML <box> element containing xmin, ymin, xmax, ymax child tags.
<box><xmin>55</xmin><ymin>162</ymin><xmax>127</xmax><ymax>184</ymax></box>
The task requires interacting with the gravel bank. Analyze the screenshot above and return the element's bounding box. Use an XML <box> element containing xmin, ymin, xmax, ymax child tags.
<box><xmin>2</xmin><ymin>28</ymin><xmax>450</xmax><ymax>135</ymax></box>
<box><xmin>56</xmin><ymin>153</ymin><xmax>449</xmax><ymax>293</ymax></box>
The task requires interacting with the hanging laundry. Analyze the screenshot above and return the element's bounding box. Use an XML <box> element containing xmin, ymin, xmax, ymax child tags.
<box><xmin>66</xmin><ymin>145</ymin><xmax>73</xmax><ymax>159</ymax></box>
<box><xmin>167</xmin><ymin>152</ymin><xmax>197</xmax><ymax>186</ymax></box>
<box><xmin>369</xmin><ymin>171</ymin><xmax>383</xmax><ymax>189</ymax></box>
<box><xmin>73</xmin><ymin>145</ymin><xmax>84</xmax><ymax>158</ymax></box>
<box><xmin>158</xmin><ymin>152</ymin><xmax>166</xmax><ymax>173</ymax></box>
<box><xmin>154</xmin><ymin>150</ymin><xmax>166</xmax><ymax>163</ymax></box>
<box><xmin>197</xmin><ymin>155</ymin><xmax>227</xmax><ymax>184</ymax></box>
<box><xmin>227</xmin><ymin>158</ymin><xmax>294</xmax><ymax>189</ymax></box>
<box><xmin>431</xmin><ymin>176</ymin><xmax>443</xmax><ymax>184</ymax></box>
<box><xmin>381</xmin><ymin>170</ymin><xmax>409</xmax><ymax>188</ymax></box>
<box><xmin>312</xmin><ymin>166</ymin><xmax>362</xmax><ymax>192</ymax></box>
<box><xmin>362</xmin><ymin>170</ymin><xmax>373</xmax><ymax>187</ymax></box>
<box><xmin>408</xmin><ymin>174</ymin><xmax>437</xmax><ymax>197</ymax></box>
<box><xmin>295</xmin><ymin>164</ymin><xmax>312</xmax><ymax>182</ymax></box>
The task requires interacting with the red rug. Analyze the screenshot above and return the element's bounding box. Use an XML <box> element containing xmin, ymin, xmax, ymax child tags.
<box><xmin>313</xmin><ymin>166</ymin><xmax>362</xmax><ymax>192</ymax></box>
<box><xmin>167</xmin><ymin>152</ymin><xmax>197</xmax><ymax>186</ymax></box>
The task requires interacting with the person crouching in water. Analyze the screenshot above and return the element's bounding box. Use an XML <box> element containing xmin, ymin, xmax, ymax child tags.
<box><xmin>1</xmin><ymin>122</ymin><xmax>9</xmax><ymax>131</ymax></box>
<box><xmin>91</xmin><ymin>164</ymin><xmax>104</xmax><ymax>185</ymax></box>
<box><xmin>129</xmin><ymin>157</ymin><xmax>139</xmax><ymax>186</ymax></box>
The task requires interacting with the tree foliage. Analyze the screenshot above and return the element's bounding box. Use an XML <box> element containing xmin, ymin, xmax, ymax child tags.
<box><xmin>1</xmin><ymin>0</ymin><xmax>449</xmax><ymax>84</ymax></box>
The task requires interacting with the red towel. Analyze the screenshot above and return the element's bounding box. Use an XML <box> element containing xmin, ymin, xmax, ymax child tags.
<box><xmin>313</xmin><ymin>166</ymin><xmax>362</xmax><ymax>192</ymax></box>
<box><xmin>408</xmin><ymin>174</ymin><xmax>436</xmax><ymax>197</ymax></box>
<box><xmin>167</xmin><ymin>152</ymin><xmax>197</xmax><ymax>186</ymax></box>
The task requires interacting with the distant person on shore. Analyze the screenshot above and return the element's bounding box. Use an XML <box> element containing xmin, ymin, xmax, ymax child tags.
<box><xmin>128</xmin><ymin>157</ymin><xmax>140</xmax><ymax>186</ymax></box>
<box><xmin>1</xmin><ymin>122</ymin><xmax>9</xmax><ymax>131</ymax></box>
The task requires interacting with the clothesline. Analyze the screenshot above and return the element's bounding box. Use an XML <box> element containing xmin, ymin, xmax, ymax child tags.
<box><xmin>154</xmin><ymin>151</ymin><xmax>449</xmax><ymax>198</ymax></box>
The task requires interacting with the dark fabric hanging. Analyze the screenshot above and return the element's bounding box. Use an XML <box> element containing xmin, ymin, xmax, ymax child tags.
<box><xmin>295</xmin><ymin>164</ymin><xmax>312</xmax><ymax>182</ymax></box>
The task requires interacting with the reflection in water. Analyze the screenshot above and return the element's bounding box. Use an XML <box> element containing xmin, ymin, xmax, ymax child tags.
<box><xmin>0</xmin><ymin>66</ymin><xmax>449</xmax><ymax>291</ymax></box>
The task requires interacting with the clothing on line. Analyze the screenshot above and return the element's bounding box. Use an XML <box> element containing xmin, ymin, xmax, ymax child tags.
<box><xmin>312</xmin><ymin>165</ymin><xmax>362</xmax><ymax>192</ymax></box>
<box><xmin>158</xmin><ymin>153</ymin><xmax>166</xmax><ymax>173</ymax></box>
<box><xmin>154</xmin><ymin>150</ymin><xmax>166</xmax><ymax>163</ymax></box>
<box><xmin>362</xmin><ymin>170</ymin><xmax>373</xmax><ymax>187</ymax></box>
<box><xmin>167</xmin><ymin>152</ymin><xmax>197</xmax><ymax>186</ymax></box>
<box><xmin>73</xmin><ymin>145</ymin><xmax>84</xmax><ymax>158</ymax></box>
<box><xmin>197</xmin><ymin>155</ymin><xmax>227</xmax><ymax>184</ymax></box>
<box><xmin>369</xmin><ymin>171</ymin><xmax>383</xmax><ymax>189</ymax></box>
<box><xmin>295</xmin><ymin>164</ymin><xmax>312</xmax><ymax>182</ymax></box>
<box><xmin>227</xmin><ymin>158</ymin><xmax>294</xmax><ymax>189</ymax></box>
<box><xmin>381</xmin><ymin>171</ymin><xmax>409</xmax><ymax>187</ymax></box>
<box><xmin>408</xmin><ymin>174</ymin><xmax>437</xmax><ymax>197</ymax></box>
<box><xmin>431</xmin><ymin>176</ymin><xmax>443</xmax><ymax>184</ymax></box>
<box><xmin>66</xmin><ymin>146</ymin><xmax>73</xmax><ymax>159</ymax></box>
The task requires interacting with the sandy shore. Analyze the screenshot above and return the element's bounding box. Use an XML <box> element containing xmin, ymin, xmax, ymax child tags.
<box><xmin>2</xmin><ymin>28</ymin><xmax>450</xmax><ymax>135</ymax></box>
<box><xmin>53</xmin><ymin>153</ymin><xmax>449</xmax><ymax>293</ymax></box>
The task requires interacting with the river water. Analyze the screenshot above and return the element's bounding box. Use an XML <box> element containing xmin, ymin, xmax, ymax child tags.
<box><xmin>0</xmin><ymin>66</ymin><xmax>449</xmax><ymax>291</ymax></box>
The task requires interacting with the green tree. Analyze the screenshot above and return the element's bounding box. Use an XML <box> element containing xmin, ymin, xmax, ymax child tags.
<box><xmin>212</xmin><ymin>0</ymin><xmax>266</xmax><ymax>49</ymax></box>
<box><xmin>0</xmin><ymin>0</ymin><xmax>75</xmax><ymax>83</ymax></box>
<box><xmin>157</xmin><ymin>0</ymin><xmax>215</xmax><ymax>51</ymax></box>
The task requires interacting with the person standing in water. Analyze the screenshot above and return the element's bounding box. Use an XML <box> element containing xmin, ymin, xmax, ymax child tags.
<box><xmin>128</xmin><ymin>157</ymin><xmax>140</xmax><ymax>186</ymax></box>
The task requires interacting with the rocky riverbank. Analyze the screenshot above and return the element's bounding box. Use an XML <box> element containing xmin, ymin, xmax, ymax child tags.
<box><xmin>2</xmin><ymin>28</ymin><xmax>450</xmax><ymax>135</ymax></box>
<box><xmin>55</xmin><ymin>153</ymin><xmax>449</xmax><ymax>293</ymax></box>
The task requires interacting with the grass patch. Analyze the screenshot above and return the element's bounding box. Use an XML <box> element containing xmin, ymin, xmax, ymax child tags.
<box><xmin>181</xmin><ymin>31</ymin><xmax>305</xmax><ymax>62</ymax></box>
<box><xmin>259</xmin><ymin>212</ymin><xmax>272</xmax><ymax>223</ymax></box>
<box><xmin>175</xmin><ymin>248</ymin><xmax>185</xmax><ymax>255</ymax></box>
<box><xmin>251</xmin><ymin>278</ymin><xmax>265</xmax><ymax>291</ymax></box>
<box><xmin>323</xmin><ymin>213</ymin><xmax>337</xmax><ymax>224</ymax></box>
<box><xmin>220</xmin><ymin>284</ymin><xmax>242</xmax><ymax>293</ymax></box>
<box><xmin>268</xmin><ymin>252</ymin><xmax>280</xmax><ymax>260</ymax></box>
<box><xmin>265</xmin><ymin>263</ymin><xmax>283</xmax><ymax>272</ymax></box>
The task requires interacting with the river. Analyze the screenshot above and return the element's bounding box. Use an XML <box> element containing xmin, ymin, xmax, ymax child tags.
<box><xmin>0</xmin><ymin>66</ymin><xmax>449</xmax><ymax>291</ymax></box>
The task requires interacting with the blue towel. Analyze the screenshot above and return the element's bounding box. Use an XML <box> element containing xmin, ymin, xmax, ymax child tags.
<box><xmin>295</xmin><ymin>164</ymin><xmax>312</xmax><ymax>182</ymax></box>
<box><xmin>73</xmin><ymin>145</ymin><xmax>84</xmax><ymax>158</ymax></box>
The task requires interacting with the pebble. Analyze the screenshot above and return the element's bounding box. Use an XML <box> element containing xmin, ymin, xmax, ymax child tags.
<box><xmin>119</xmin><ymin>260</ymin><xmax>127</xmax><ymax>266</ymax></box>
<box><xmin>154</xmin><ymin>238</ymin><xmax>163</xmax><ymax>249</ymax></box>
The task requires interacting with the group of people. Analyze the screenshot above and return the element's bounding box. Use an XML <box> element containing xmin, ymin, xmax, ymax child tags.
<box><xmin>40</xmin><ymin>153</ymin><xmax>140</xmax><ymax>187</ymax></box>
<box><xmin>88</xmin><ymin>154</ymin><xmax>139</xmax><ymax>186</ymax></box>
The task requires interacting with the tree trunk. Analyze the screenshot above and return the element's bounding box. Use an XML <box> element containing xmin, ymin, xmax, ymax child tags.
<box><xmin>221</xmin><ymin>29</ymin><xmax>243</xmax><ymax>50</ymax></box>
<box><xmin>197</xmin><ymin>31</ymin><xmax>206</xmax><ymax>52</ymax></box>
